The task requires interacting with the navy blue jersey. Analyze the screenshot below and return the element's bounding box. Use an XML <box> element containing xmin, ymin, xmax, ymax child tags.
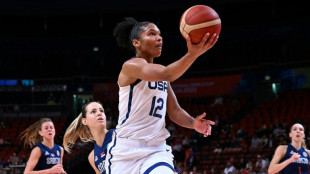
<box><xmin>279</xmin><ymin>144</ymin><xmax>310</xmax><ymax>174</ymax></box>
<box><xmin>33</xmin><ymin>142</ymin><xmax>61</xmax><ymax>171</ymax></box>
<box><xmin>94</xmin><ymin>129</ymin><xmax>114</xmax><ymax>174</ymax></box>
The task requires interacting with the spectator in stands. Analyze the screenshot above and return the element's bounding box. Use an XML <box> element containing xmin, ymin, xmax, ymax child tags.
<box><xmin>20</xmin><ymin>118</ymin><xmax>66</xmax><ymax>174</ymax></box>
<box><xmin>250</xmin><ymin>134</ymin><xmax>260</xmax><ymax>149</ymax></box>
<box><xmin>235</xmin><ymin>157</ymin><xmax>247</xmax><ymax>171</ymax></box>
<box><xmin>0</xmin><ymin>165</ymin><xmax>8</xmax><ymax>174</ymax></box>
<box><xmin>268</xmin><ymin>123</ymin><xmax>310</xmax><ymax>174</ymax></box>
<box><xmin>256</xmin><ymin>124</ymin><xmax>269</xmax><ymax>138</ymax></box>
<box><xmin>9</xmin><ymin>152</ymin><xmax>19</xmax><ymax>165</ymax></box>
<box><xmin>182</xmin><ymin>135</ymin><xmax>191</xmax><ymax>147</ymax></box>
<box><xmin>236</xmin><ymin>127</ymin><xmax>247</xmax><ymax>139</ymax></box>
<box><xmin>245</xmin><ymin>160</ymin><xmax>254</xmax><ymax>171</ymax></box>
<box><xmin>255</xmin><ymin>154</ymin><xmax>267</xmax><ymax>173</ymax></box>
<box><xmin>224</xmin><ymin>161</ymin><xmax>236</xmax><ymax>174</ymax></box>
<box><xmin>20</xmin><ymin>155</ymin><xmax>27</xmax><ymax>165</ymax></box>
<box><xmin>213</xmin><ymin>144</ymin><xmax>222</xmax><ymax>154</ymax></box>
<box><xmin>272</xmin><ymin>123</ymin><xmax>286</xmax><ymax>137</ymax></box>
<box><xmin>167</xmin><ymin>122</ymin><xmax>176</xmax><ymax>134</ymax></box>
<box><xmin>210</xmin><ymin>167</ymin><xmax>217</xmax><ymax>174</ymax></box>
<box><xmin>267</xmin><ymin>133</ymin><xmax>275</xmax><ymax>148</ymax></box>
<box><xmin>258</xmin><ymin>134</ymin><xmax>268</xmax><ymax>149</ymax></box>
<box><xmin>185</xmin><ymin>147</ymin><xmax>197</xmax><ymax>171</ymax></box>
<box><xmin>210</xmin><ymin>95</ymin><xmax>223</xmax><ymax>107</ymax></box>
<box><xmin>63</xmin><ymin>101</ymin><xmax>114</xmax><ymax>174</ymax></box>
<box><xmin>277</xmin><ymin>135</ymin><xmax>287</xmax><ymax>146</ymax></box>
<box><xmin>247</xmin><ymin>165</ymin><xmax>257</xmax><ymax>174</ymax></box>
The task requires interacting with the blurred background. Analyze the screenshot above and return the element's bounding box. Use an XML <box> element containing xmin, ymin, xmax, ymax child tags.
<box><xmin>0</xmin><ymin>0</ymin><xmax>310</xmax><ymax>173</ymax></box>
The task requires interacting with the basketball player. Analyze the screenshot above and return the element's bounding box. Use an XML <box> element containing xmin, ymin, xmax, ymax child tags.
<box><xmin>63</xmin><ymin>101</ymin><xmax>114</xmax><ymax>174</ymax></box>
<box><xmin>268</xmin><ymin>123</ymin><xmax>310</xmax><ymax>174</ymax></box>
<box><xmin>106</xmin><ymin>17</ymin><xmax>218</xmax><ymax>174</ymax></box>
<box><xmin>20</xmin><ymin>118</ymin><xmax>66</xmax><ymax>174</ymax></box>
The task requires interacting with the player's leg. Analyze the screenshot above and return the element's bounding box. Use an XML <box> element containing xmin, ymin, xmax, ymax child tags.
<box><xmin>141</xmin><ymin>145</ymin><xmax>176</xmax><ymax>174</ymax></box>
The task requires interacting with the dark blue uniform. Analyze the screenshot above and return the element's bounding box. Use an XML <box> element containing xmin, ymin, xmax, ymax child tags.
<box><xmin>33</xmin><ymin>142</ymin><xmax>61</xmax><ymax>171</ymax></box>
<box><xmin>94</xmin><ymin>129</ymin><xmax>114</xmax><ymax>174</ymax></box>
<box><xmin>279</xmin><ymin>144</ymin><xmax>310</xmax><ymax>174</ymax></box>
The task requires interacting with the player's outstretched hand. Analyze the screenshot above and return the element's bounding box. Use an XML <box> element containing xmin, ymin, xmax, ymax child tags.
<box><xmin>186</xmin><ymin>33</ymin><xmax>219</xmax><ymax>58</ymax></box>
<box><xmin>193</xmin><ymin>112</ymin><xmax>215</xmax><ymax>137</ymax></box>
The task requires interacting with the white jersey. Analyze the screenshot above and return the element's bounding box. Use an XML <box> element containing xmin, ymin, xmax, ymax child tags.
<box><xmin>116</xmin><ymin>79</ymin><xmax>170</xmax><ymax>141</ymax></box>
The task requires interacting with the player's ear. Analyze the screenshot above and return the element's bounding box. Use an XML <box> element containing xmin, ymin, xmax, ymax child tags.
<box><xmin>82</xmin><ymin>118</ymin><xmax>87</xmax><ymax>126</ymax></box>
<box><xmin>38</xmin><ymin>130</ymin><xmax>43</xmax><ymax>136</ymax></box>
<box><xmin>132</xmin><ymin>39</ymin><xmax>140</xmax><ymax>48</ymax></box>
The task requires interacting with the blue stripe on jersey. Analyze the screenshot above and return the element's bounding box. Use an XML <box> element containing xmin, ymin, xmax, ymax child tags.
<box><xmin>94</xmin><ymin>129</ymin><xmax>114</xmax><ymax>174</ymax></box>
<box><xmin>121</xmin><ymin>79</ymin><xmax>141</xmax><ymax>125</ymax></box>
<box><xmin>107</xmin><ymin>132</ymin><xmax>117</xmax><ymax>174</ymax></box>
<box><xmin>143</xmin><ymin>162</ymin><xmax>175</xmax><ymax>174</ymax></box>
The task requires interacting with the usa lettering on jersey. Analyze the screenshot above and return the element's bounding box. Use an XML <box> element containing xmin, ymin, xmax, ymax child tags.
<box><xmin>148</xmin><ymin>81</ymin><xmax>168</xmax><ymax>92</ymax></box>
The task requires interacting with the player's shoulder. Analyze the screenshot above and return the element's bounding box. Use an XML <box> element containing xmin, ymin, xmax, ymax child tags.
<box><xmin>30</xmin><ymin>146</ymin><xmax>42</xmax><ymax>157</ymax></box>
<box><xmin>59</xmin><ymin>145</ymin><xmax>65</xmax><ymax>152</ymax></box>
<box><xmin>276</xmin><ymin>144</ymin><xmax>288</xmax><ymax>153</ymax></box>
<box><xmin>88</xmin><ymin>149</ymin><xmax>95</xmax><ymax>160</ymax></box>
<box><xmin>125</xmin><ymin>57</ymin><xmax>147</xmax><ymax>64</ymax></box>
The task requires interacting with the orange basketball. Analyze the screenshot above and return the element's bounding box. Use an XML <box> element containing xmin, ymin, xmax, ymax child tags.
<box><xmin>179</xmin><ymin>5</ymin><xmax>221</xmax><ymax>44</ymax></box>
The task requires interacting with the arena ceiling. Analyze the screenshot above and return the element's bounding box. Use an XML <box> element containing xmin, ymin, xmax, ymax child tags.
<box><xmin>0</xmin><ymin>0</ymin><xmax>309</xmax><ymax>79</ymax></box>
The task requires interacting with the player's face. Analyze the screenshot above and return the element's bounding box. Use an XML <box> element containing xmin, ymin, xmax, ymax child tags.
<box><xmin>136</xmin><ymin>23</ymin><xmax>163</xmax><ymax>59</ymax></box>
<box><xmin>39</xmin><ymin>121</ymin><xmax>55</xmax><ymax>139</ymax></box>
<box><xmin>289</xmin><ymin>123</ymin><xmax>305</xmax><ymax>141</ymax></box>
<box><xmin>83</xmin><ymin>102</ymin><xmax>106</xmax><ymax>129</ymax></box>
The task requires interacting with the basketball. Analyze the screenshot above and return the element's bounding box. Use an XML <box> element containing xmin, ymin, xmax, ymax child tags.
<box><xmin>179</xmin><ymin>5</ymin><xmax>221</xmax><ymax>44</ymax></box>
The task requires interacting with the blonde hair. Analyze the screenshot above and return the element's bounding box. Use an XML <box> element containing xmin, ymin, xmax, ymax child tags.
<box><xmin>63</xmin><ymin>101</ymin><xmax>103</xmax><ymax>153</ymax></box>
<box><xmin>20</xmin><ymin>118</ymin><xmax>53</xmax><ymax>148</ymax></box>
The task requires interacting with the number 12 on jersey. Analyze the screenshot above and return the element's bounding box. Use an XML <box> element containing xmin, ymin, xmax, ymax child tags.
<box><xmin>149</xmin><ymin>96</ymin><xmax>164</xmax><ymax>118</ymax></box>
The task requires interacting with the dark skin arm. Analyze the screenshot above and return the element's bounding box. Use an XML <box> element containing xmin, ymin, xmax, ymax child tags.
<box><xmin>166</xmin><ymin>84</ymin><xmax>215</xmax><ymax>137</ymax></box>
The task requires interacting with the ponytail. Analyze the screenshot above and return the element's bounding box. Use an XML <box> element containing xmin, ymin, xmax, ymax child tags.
<box><xmin>20</xmin><ymin>118</ymin><xmax>53</xmax><ymax>148</ymax></box>
<box><xmin>302</xmin><ymin>139</ymin><xmax>307</xmax><ymax>149</ymax></box>
<box><xmin>113</xmin><ymin>17</ymin><xmax>152</xmax><ymax>53</ymax></box>
<box><xmin>63</xmin><ymin>113</ymin><xmax>93</xmax><ymax>153</ymax></box>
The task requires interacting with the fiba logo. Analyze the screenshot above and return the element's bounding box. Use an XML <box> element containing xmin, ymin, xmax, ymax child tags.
<box><xmin>303</xmin><ymin>152</ymin><xmax>308</xmax><ymax>157</ymax></box>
